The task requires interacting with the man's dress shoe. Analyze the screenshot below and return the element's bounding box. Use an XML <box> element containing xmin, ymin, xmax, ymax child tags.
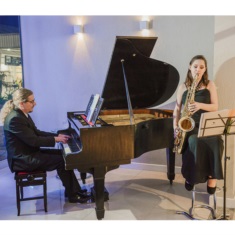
<box><xmin>68</xmin><ymin>194</ymin><xmax>91</xmax><ymax>203</ymax></box>
<box><xmin>65</xmin><ymin>189</ymin><xmax>90</xmax><ymax>198</ymax></box>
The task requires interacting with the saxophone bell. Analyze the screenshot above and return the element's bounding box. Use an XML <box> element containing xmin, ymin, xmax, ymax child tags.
<box><xmin>178</xmin><ymin>116</ymin><xmax>195</xmax><ymax>132</ymax></box>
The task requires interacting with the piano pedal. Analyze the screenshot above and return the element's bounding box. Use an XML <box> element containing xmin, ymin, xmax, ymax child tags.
<box><xmin>90</xmin><ymin>186</ymin><xmax>109</xmax><ymax>202</ymax></box>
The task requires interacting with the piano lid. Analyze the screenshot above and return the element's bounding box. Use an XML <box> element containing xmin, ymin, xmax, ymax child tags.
<box><xmin>101</xmin><ymin>36</ymin><xmax>180</xmax><ymax>110</ymax></box>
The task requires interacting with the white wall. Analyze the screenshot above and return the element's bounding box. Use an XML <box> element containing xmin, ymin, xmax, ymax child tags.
<box><xmin>20</xmin><ymin>16</ymin><xmax>214</xmax><ymax>131</ymax></box>
<box><xmin>214</xmin><ymin>16</ymin><xmax>235</xmax><ymax>206</ymax></box>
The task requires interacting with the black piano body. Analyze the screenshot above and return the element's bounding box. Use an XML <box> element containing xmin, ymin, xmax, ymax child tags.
<box><xmin>59</xmin><ymin>36</ymin><xmax>179</xmax><ymax>220</ymax></box>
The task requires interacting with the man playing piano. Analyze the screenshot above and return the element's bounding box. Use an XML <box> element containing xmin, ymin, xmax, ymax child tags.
<box><xmin>0</xmin><ymin>88</ymin><xmax>91</xmax><ymax>203</ymax></box>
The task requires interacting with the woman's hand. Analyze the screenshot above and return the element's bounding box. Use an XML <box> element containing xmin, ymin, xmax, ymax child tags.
<box><xmin>55</xmin><ymin>134</ymin><xmax>71</xmax><ymax>144</ymax></box>
<box><xmin>174</xmin><ymin>127</ymin><xmax>180</xmax><ymax>138</ymax></box>
<box><xmin>188</xmin><ymin>102</ymin><xmax>200</xmax><ymax>114</ymax></box>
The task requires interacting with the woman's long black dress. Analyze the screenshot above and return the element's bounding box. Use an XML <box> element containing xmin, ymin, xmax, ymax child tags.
<box><xmin>181</xmin><ymin>89</ymin><xmax>224</xmax><ymax>185</ymax></box>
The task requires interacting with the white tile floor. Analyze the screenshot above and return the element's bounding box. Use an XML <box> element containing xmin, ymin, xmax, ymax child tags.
<box><xmin>0</xmin><ymin>159</ymin><xmax>234</xmax><ymax>235</ymax></box>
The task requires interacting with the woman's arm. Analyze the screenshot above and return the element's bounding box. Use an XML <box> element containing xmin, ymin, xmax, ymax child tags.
<box><xmin>190</xmin><ymin>81</ymin><xmax>218</xmax><ymax>113</ymax></box>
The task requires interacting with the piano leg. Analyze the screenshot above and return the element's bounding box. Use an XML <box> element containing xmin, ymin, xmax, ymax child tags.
<box><xmin>166</xmin><ymin>147</ymin><xmax>175</xmax><ymax>184</ymax></box>
<box><xmin>92</xmin><ymin>167</ymin><xmax>106</xmax><ymax>220</ymax></box>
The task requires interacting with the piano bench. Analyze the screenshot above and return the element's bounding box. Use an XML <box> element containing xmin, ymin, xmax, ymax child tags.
<box><xmin>14</xmin><ymin>171</ymin><xmax>47</xmax><ymax>216</ymax></box>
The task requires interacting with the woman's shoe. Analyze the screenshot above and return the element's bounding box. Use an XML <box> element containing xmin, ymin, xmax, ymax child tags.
<box><xmin>185</xmin><ymin>181</ymin><xmax>194</xmax><ymax>191</ymax></box>
<box><xmin>207</xmin><ymin>178</ymin><xmax>217</xmax><ymax>194</ymax></box>
<box><xmin>207</xmin><ymin>186</ymin><xmax>216</xmax><ymax>194</ymax></box>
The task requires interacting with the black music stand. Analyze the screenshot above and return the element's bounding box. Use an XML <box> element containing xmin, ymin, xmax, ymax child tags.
<box><xmin>198</xmin><ymin>109</ymin><xmax>235</xmax><ymax>220</ymax></box>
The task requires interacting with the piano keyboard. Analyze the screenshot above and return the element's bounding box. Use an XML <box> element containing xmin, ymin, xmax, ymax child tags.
<box><xmin>58</xmin><ymin>128</ymin><xmax>82</xmax><ymax>155</ymax></box>
<box><xmin>63</xmin><ymin>143</ymin><xmax>71</xmax><ymax>155</ymax></box>
<box><xmin>62</xmin><ymin>137</ymin><xmax>82</xmax><ymax>155</ymax></box>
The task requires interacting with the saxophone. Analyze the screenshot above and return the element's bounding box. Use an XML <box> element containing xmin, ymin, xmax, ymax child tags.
<box><xmin>173</xmin><ymin>74</ymin><xmax>199</xmax><ymax>154</ymax></box>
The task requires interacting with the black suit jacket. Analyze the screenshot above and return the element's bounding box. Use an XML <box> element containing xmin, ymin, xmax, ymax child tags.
<box><xmin>4</xmin><ymin>108</ymin><xmax>57</xmax><ymax>172</ymax></box>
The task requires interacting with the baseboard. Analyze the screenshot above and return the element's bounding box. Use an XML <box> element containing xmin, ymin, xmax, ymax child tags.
<box><xmin>121</xmin><ymin>161</ymin><xmax>182</xmax><ymax>174</ymax></box>
<box><xmin>210</xmin><ymin>195</ymin><xmax>235</xmax><ymax>209</ymax></box>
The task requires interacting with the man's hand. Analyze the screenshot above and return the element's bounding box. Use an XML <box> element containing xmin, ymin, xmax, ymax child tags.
<box><xmin>55</xmin><ymin>134</ymin><xmax>71</xmax><ymax>144</ymax></box>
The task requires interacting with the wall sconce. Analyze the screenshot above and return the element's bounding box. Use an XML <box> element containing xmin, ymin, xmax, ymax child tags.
<box><xmin>139</xmin><ymin>20</ymin><xmax>151</xmax><ymax>30</ymax></box>
<box><xmin>74</xmin><ymin>25</ymin><xmax>84</xmax><ymax>34</ymax></box>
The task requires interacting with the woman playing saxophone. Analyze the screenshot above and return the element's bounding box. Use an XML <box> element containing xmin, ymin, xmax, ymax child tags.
<box><xmin>173</xmin><ymin>55</ymin><xmax>224</xmax><ymax>194</ymax></box>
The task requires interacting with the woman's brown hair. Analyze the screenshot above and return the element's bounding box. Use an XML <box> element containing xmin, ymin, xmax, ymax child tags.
<box><xmin>184</xmin><ymin>55</ymin><xmax>209</xmax><ymax>88</ymax></box>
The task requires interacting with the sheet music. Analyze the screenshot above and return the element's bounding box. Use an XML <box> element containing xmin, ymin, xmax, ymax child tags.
<box><xmin>198</xmin><ymin>109</ymin><xmax>230</xmax><ymax>137</ymax></box>
<box><xmin>86</xmin><ymin>94</ymin><xmax>100</xmax><ymax>122</ymax></box>
<box><xmin>85</xmin><ymin>94</ymin><xmax>95</xmax><ymax>117</ymax></box>
<box><xmin>91</xmin><ymin>98</ymin><xmax>104</xmax><ymax>125</ymax></box>
<box><xmin>198</xmin><ymin>109</ymin><xmax>235</xmax><ymax>137</ymax></box>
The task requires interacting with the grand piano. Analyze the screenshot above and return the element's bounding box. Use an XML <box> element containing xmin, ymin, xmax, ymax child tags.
<box><xmin>59</xmin><ymin>36</ymin><xmax>179</xmax><ymax>220</ymax></box>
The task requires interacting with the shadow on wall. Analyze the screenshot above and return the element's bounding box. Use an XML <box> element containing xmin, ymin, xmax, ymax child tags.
<box><xmin>215</xmin><ymin>26</ymin><xmax>235</xmax><ymax>42</ymax></box>
<box><xmin>215</xmin><ymin>57</ymin><xmax>235</xmax><ymax>110</ymax></box>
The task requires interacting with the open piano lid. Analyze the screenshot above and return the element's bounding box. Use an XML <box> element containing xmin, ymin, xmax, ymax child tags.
<box><xmin>101</xmin><ymin>36</ymin><xmax>180</xmax><ymax>110</ymax></box>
